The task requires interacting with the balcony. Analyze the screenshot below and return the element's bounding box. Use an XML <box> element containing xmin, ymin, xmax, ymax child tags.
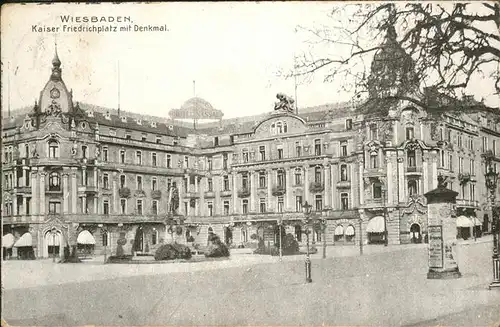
<box><xmin>220</xmin><ymin>190</ymin><xmax>232</xmax><ymax>197</ymax></box>
<box><xmin>336</xmin><ymin>180</ymin><xmax>351</xmax><ymax>189</ymax></box>
<box><xmin>185</xmin><ymin>192</ymin><xmax>200</xmax><ymax>198</ymax></box>
<box><xmin>237</xmin><ymin>187</ymin><xmax>251</xmax><ymax>198</ymax></box>
<box><xmin>309</xmin><ymin>181</ymin><xmax>324</xmax><ymax>193</ymax></box>
<box><xmin>364</xmin><ymin>168</ymin><xmax>386</xmax><ymax>178</ymax></box>
<box><xmin>271</xmin><ymin>185</ymin><xmax>286</xmax><ymax>196</ymax></box>
<box><xmin>14</xmin><ymin>185</ymin><xmax>32</xmax><ymax>194</ymax></box>
<box><xmin>46</xmin><ymin>185</ymin><xmax>62</xmax><ymax>194</ymax></box>
<box><xmin>405</xmin><ymin>166</ymin><xmax>422</xmax><ymax>175</ymax></box>
<box><xmin>204</xmin><ymin>191</ymin><xmax>215</xmax><ymax>198</ymax></box>
<box><xmin>78</xmin><ymin>185</ymin><xmax>98</xmax><ymax>194</ymax></box>
<box><xmin>456</xmin><ymin>199</ymin><xmax>479</xmax><ymax>208</ymax></box>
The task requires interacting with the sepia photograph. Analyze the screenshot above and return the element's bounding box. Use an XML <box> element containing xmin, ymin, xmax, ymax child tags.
<box><xmin>1</xmin><ymin>2</ymin><xmax>500</xmax><ymax>326</ymax></box>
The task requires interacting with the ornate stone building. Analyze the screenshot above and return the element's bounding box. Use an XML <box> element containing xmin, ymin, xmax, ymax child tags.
<box><xmin>2</xmin><ymin>42</ymin><xmax>500</xmax><ymax>259</ymax></box>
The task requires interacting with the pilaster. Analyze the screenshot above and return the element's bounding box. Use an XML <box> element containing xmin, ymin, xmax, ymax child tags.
<box><xmin>386</xmin><ymin>155</ymin><xmax>393</xmax><ymax>204</ymax></box>
<box><xmin>63</xmin><ymin>171</ymin><xmax>69</xmax><ymax>214</ymax></box>
<box><xmin>324</xmin><ymin>164</ymin><xmax>331</xmax><ymax>208</ymax></box>
<box><xmin>398</xmin><ymin>157</ymin><xmax>405</xmax><ymax>202</ymax></box>
<box><xmin>112</xmin><ymin>172</ymin><xmax>118</xmax><ymax>214</ymax></box>
<box><xmin>71</xmin><ymin>167</ymin><xmax>77</xmax><ymax>214</ymax></box>
<box><xmin>31</xmin><ymin>167</ymin><xmax>38</xmax><ymax>215</ymax></box>
<box><xmin>39</xmin><ymin>169</ymin><xmax>46</xmax><ymax>215</ymax></box>
<box><xmin>304</xmin><ymin>166</ymin><xmax>309</xmax><ymax>204</ymax></box>
<box><xmin>422</xmin><ymin>151</ymin><xmax>429</xmax><ymax>194</ymax></box>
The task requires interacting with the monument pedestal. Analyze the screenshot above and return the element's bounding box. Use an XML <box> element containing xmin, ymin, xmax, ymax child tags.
<box><xmin>427</xmin><ymin>267</ymin><xmax>461</xmax><ymax>279</ymax></box>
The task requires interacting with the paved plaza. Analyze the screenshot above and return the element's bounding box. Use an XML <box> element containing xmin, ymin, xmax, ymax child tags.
<box><xmin>2</xmin><ymin>240</ymin><xmax>500</xmax><ymax>326</ymax></box>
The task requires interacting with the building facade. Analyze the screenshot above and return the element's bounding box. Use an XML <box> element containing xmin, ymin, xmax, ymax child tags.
<box><xmin>2</xmin><ymin>47</ymin><xmax>500</xmax><ymax>259</ymax></box>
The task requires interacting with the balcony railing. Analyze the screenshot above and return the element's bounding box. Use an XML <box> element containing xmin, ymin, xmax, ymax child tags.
<box><xmin>456</xmin><ymin>199</ymin><xmax>479</xmax><ymax>208</ymax></box>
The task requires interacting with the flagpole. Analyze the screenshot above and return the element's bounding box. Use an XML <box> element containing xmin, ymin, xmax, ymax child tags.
<box><xmin>294</xmin><ymin>56</ymin><xmax>298</xmax><ymax>115</ymax></box>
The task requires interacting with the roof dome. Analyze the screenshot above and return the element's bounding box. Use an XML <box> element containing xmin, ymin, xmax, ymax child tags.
<box><xmin>180</xmin><ymin>97</ymin><xmax>214</xmax><ymax>111</ymax></box>
<box><xmin>367</xmin><ymin>25</ymin><xmax>419</xmax><ymax>99</ymax></box>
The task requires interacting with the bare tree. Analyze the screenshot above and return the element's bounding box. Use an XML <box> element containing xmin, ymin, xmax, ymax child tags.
<box><xmin>286</xmin><ymin>3</ymin><xmax>500</xmax><ymax>117</ymax></box>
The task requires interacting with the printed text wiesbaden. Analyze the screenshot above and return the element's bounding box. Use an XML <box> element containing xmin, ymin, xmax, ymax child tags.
<box><xmin>60</xmin><ymin>15</ymin><xmax>132</xmax><ymax>23</ymax></box>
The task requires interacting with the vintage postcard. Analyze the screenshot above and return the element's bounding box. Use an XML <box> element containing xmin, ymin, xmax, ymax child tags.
<box><xmin>1</xmin><ymin>2</ymin><xmax>500</xmax><ymax>326</ymax></box>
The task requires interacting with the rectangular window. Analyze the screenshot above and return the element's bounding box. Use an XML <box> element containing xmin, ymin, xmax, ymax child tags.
<box><xmin>120</xmin><ymin>175</ymin><xmax>126</xmax><ymax>188</ymax></box>
<box><xmin>482</xmin><ymin>136</ymin><xmax>488</xmax><ymax>152</ymax></box>
<box><xmin>459</xmin><ymin>157</ymin><xmax>464</xmax><ymax>174</ymax></box>
<box><xmin>494</xmin><ymin>140</ymin><xmax>497</xmax><ymax>156</ymax></box>
<box><xmin>152</xmin><ymin>177</ymin><xmax>157</xmax><ymax>191</ymax></box>
<box><xmin>166</xmin><ymin>154</ymin><xmax>172</xmax><ymax>168</ymax></box>
<box><xmin>208</xmin><ymin>202</ymin><xmax>213</xmax><ymax>216</ymax></box>
<box><xmin>152</xmin><ymin>153</ymin><xmax>157</xmax><ymax>167</ymax></box>
<box><xmin>340</xmin><ymin>141</ymin><xmax>348</xmax><ymax>157</ymax></box>
<box><xmin>136</xmin><ymin>151</ymin><xmax>142</xmax><ymax>165</ymax></box>
<box><xmin>458</xmin><ymin>135</ymin><xmax>462</xmax><ymax>148</ymax></box>
<box><xmin>167</xmin><ymin>178</ymin><xmax>172</xmax><ymax>189</ymax></box>
<box><xmin>103</xmin><ymin>200</ymin><xmax>109</xmax><ymax>215</ymax></box>
<box><xmin>243</xmin><ymin>150</ymin><xmax>249</xmax><ymax>163</ymax></box>
<box><xmin>277</xmin><ymin>146</ymin><xmax>284</xmax><ymax>159</ymax></box>
<box><xmin>103</xmin><ymin>173</ymin><xmax>109</xmax><ymax>189</ymax></box>
<box><xmin>294</xmin><ymin>169</ymin><xmax>302</xmax><ymax>185</ymax></box>
<box><xmin>184</xmin><ymin>156</ymin><xmax>189</xmax><ymax>168</ymax></box>
<box><xmin>152</xmin><ymin>231</ymin><xmax>158</xmax><ymax>245</ymax></box>
<box><xmin>242</xmin><ymin>173</ymin><xmax>249</xmax><ymax>189</ymax></box>
<box><xmin>223</xmin><ymin>153</ymin><xmax>228</xmax><ymax>170</ymax></box>
<box><xmin>340</xmin><ymin>165</ymin><xmax>348</xmax><ymax>182</ymax></box>
<box><xmin>295</xmin><ymin>196</ymin><xmax>303</xmax><ymax>212</ymax></box>
<box><xmin>242</xmin><ymin>199</ymin><xmax>248</xmax><ymax>214</ymax></box>
<box><xmin>208</xmin><ymin>178</ymin><xmax>213</xmax><ymax>192</ymax></box>
<box><xmin>370</xmin><ymin>125</ymin><xmax>378</xmax><ymax>140</ymax></box>
<box><xmin>259</xmin><ymin>146</ymin><xmax>266</xmax><ymax>161</ymax></box>
<box><xmin>259</xmin><ymin>198</ymin><xmax>266</xmax><ymax>213</ymax></box>
<box><xmin>373</xmin><ymin>183</ymin><xmax>382</xmax><ymax>199</ymax></box>
<box><xmin>152</xmin><ymin>200</ymin><xmax>158</xmax><ymax>215</ymax></box>
<box><xmin>156</xmin><ymin>136</ymin><xmax>161</xmax><ymax>144</ymax></box>
<box><xmin>277</xmin><ymin>196</ymin><xmax>284</xmax><ymax>213</ymax></box>
<box><xmin>120</xmin><ymin>150</ymin><xmax>125</xmax><ymax>163</ymax></box>
<box><xmin>120</xmin><ymin>199</ymin><xmax>127</xmax><ymax>214</ymax></box>
<box><xmin>371</xmin><ymin>155</ymin><xmax>378</xmax><ymax>169</ymax></box>
<box><xmin>315</xmin><ymin>195</ymin><xmax>323</xmax><ymax>211</ymax></box>
<box><xmin>447</xmin><ymin>130</ymin><xmax>452</xmax><ymax>142</ymax></box>
<box><xmin>126</xmin><ymin>133</ymin><xmax>131</xmax><ymax>140</ymax></box>
<box><xmin>259</xmin><ymin>171</ymin><xmax>266</xmax><ymax>188</ymax></box>
<box><xmin>469</xmin><ymin>137</ymin><xmax>474</xmax><ymax>150</ymax></box>
<box><xmin>137</xmin><ymin>176</ymin><xmax>143</xmax><ymax>190</ymax></box>
<box><xmin>470</xmin><ymin>184</ymin><xmax>476</xmax><ymax>201</ymax></box>
<box><xmin>223</xmin><ymin>175</ymin><xmax>230</xmax><ymax>191</ymax></box>
<box><xmin>103</xmin><ymin>147</ymin><xmax>108</xmax><ymax>162</ymax></box>
<box><xmin>346</xmin><ymin>119</ymin><xmax>352</xmax><ymax>130</ymax></box>
<box><xmin>470</xmin><ymin>159</ymin><xmax>475</xmax><ymax>175</ymax></box>
<box><xmin>449</xmin><ymin>155</ymin><xmax>453</xmax><ymax>171</ymax></box>
<box><xmin>440</xmin><ymin>150</ymin><xmax>445</xmax><ymax>168</ymax></box>
<box><xmin>48</xmin><ymin>201</ymin><xmax>61</xmax><ymax>214</ymax></box>
<box><xmin>341</xmin><ymin>193</ymin><xmax>349</xmax><ymax>210</ymax></box>
<box><xmin>208</xmin><ymin>158</ymin><xmax>213</xmax><ymax>170</ymax></box>
<box><xmin>407</xmin><ymin>151</ymin><xmax>416</xmax><ymax>167</ymax></box>
<box><xmin>142</xmin><ymin>134</ymin><xmax>147</xmax><ymax>142</ymax></box>
<box><xmin>81</xmin><ymin>145</ymin><xmax>87</xmax><ymax>158</ymax></box>
<box><xmin>223</xmin><ymin>201</ymin><xmax>230</xmax><ymax>215</ymax></box>
<box><xmin>296</xmin><ymin>142</ymin><xmax>302</xmax><ymax>157</ymax></box>
<box><xmin>314</xmin><ymin>139</ymin><xmax>321</xmax><ymax>156</ymax></box>
<box><xmin>406</xmin><ymin>127</ymin><xmax>414</xmax><ymax>140</ymax></box>
<box><xmin>136</xmin><ymin>200</ymin><xmax>143</xmax><ymax>215</ymax></box>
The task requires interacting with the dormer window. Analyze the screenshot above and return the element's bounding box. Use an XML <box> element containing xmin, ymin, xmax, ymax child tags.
<box><xmin>271</xmin><ymin>121</ymin><xmax>288</xmax><ymax>135</ymax></box>
<box><xmin>48</xmin><ymin>140</ymin><xmax>59</xmax><ymax>158</ymax></box>
<box><xmin>406</xmin><ymin>127</ymin><xmax>414</xmax><ymax>140</ymax></box>
<box><xmin>346</xmin><ymin>119</ymin><xmax>353</xmax><ymax>130</ymax></box>
<box><xmin>121</xmin><ymin>116</ymin><xmax>127</xmax><ymax>123</ymax></box>
<box><xmin>136</xmin><ymin>119</ymin><xmax>142</xmax><ymax>125</ymax></box>
<box><xmin>87</xmin><ymin>110</ymin><xmax>94</xmax><ymax>117</ymax></box>
<box><xmin>141</xmin><ymin>134</ymin><xmax>147</xmax><ymax>142</ymax></box>
<box><xmin>151</xmin><ymin>121</ymin><xmax>157</xmax><ymax>128</ymax></box>
<box><xmin>104</xmin><ymin>111</ymin><xmax>111</xmax><ymax>120</ymax></box>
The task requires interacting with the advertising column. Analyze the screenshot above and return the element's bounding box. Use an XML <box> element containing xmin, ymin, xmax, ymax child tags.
<box><xmin>424</xmin><ymin>175</ymin><xmax>461</xmax><ymax>279</ymax></box>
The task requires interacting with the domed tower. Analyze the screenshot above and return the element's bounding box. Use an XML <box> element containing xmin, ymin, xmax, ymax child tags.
<box><xmin>366</xmin><ymin>24</ymin><xmax>419</xmax><ymax>100</ymax></box>
<box><xmin>37</xmin><ymin>44</ymin><xmax>74</xmax><ymax>117</ymax></box>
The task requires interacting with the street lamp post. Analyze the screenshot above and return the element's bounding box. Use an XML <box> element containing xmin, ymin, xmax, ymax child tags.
<box><xmin>322</xmin><ymin>218</ymin><xmax>327</xmax><ymax>259</ymax></box>
<box><xmin>485</xmin><ymin>165</ymin><xmax>500</xmax><ymax>290</ymax></box>
<box><xmin>302</xmin><ymin>201</ymin><xmax>313</xmax><ymax>283</ymax></box>
<box><xmin>382</xmin><ymin>188</ymin><xmax>388</xmax><ymax>247</ymax></box>
<box><xmin>278</xmin><ymin>217</ymin><xmax>283</xmax><ymax>262</ymax></box>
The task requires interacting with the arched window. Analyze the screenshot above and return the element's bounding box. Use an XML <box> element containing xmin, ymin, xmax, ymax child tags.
<box><xmin>283</xmin><ymin>122</ymin><xmax>288</xmax><ymax>133</ymax></box>
<box><xmin>270</xmin><ymin>123</ymin><xmax>276</xmax><ymax>135</ymax></box>
<box><xmin>48</xmin><ymin>140</ymin><xmax>59</xmax><ymax>158</ymax></box>
<box><xmin>120</xmin><ymin>175</ymin><xmax>126</xmax><ymax>188</ymax></box>
<box><xmin>24</xmin><ymin>144</ymin><xmax>29</xmax><ymax>158</ymax></box>
<box><xmin>340</xmin><ymin>164</ymin><xmax>348</xmax><ymax>182</ymax></box>
<box><xmin>276</xmin><ymin>122</ymin><xmax>283</xmax><ymax>134</ymax></box>
<box><xmin>208</xmin><ymin>226</ymin><xmax>214</xmax><ymax>234</ymax></box>
<box><xmin>372</xmin><ymin>182</ymin><xmax>382</xmax><ymax>199</ymax></box>
<box><xmin>277</xmin><ymin>169</ymin><xmax>285</xmax><ymax>188</ymax></box>
<box><xmin>315</xmin><ymin>166</ymin><xmax>322</xmax><ymax>183</ymax></box>
<box><xmin>407</xmin><ymin>150</ymin><xmax>416</xmax><ymax>167</ymax></box>
<box><xmin>49</xmin><ymin>172</ymin><xmax>61</xmax><ymax>191</ymax></box>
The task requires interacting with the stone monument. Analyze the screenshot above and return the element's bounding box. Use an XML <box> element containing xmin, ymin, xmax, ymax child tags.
<box><xmin>424</xmin><ymin>175</ymin><xmax>461</xmax><ymax>279</ymax></box>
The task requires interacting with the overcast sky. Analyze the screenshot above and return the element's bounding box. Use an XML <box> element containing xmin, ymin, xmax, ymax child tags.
<box><xmin>1</xmin><ymin>2</ymin><xmax>498</xmax><ymax>119</ymax></box>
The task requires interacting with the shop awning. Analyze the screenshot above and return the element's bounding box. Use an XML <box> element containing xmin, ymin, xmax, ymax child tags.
<box><xmin>345</xmin><ymin>225</ymin><xmax>355</xmax><ymax>236</ymax></box>
<box><xmin>13</xmin><ymin>233</ymin><xmax>32</xmax><ymax>247</ymax></box>
<box><xmin>77</xmin><ymin>230</ymin><xmax>96</xmax><ymax>245</ymax></box>
<box><xmin>366</xmin><ymin>216</ymin><xmax>385</xmax><ymax>233</ymax></box>
<box><xmin>471</xmin><ymin>217</ymin><xmax>482</xmax><ymax>226</ymax></box>
<box><xmin>2</xmin><ymin>233</ymin><xmax>15</xmax><ymax>248</ymax></box>
<box><xmin>335</xmin><ymin>225</ymin><xmax>344</xmax><ymax>236</ymax></box>
<box><xmin>456</xmin><ymin>215</ymin><xmax>474</xmax><ymax>228</ymax></box>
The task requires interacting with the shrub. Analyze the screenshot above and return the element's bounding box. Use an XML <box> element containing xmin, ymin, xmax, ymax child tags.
<box><xmin>154</xmin><ymin>243</ymin><xmax>192</xmax><ymax>261</ymax></box>
<box><xmin>205</xmin><ymin>234</ymin><xmax>230</xmax><ymax>258</ymax></box>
